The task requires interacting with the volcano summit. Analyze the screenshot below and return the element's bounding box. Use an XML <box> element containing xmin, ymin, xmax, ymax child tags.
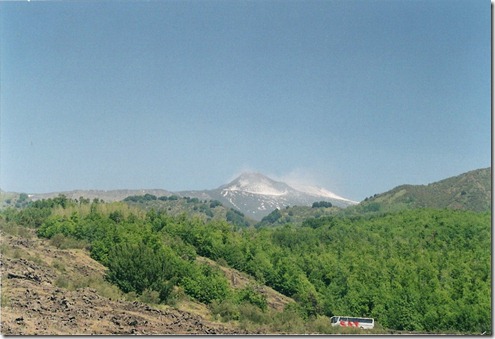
<box><xmin>180</xmin><ymin>172</ymin><xmax>357</xmax><ymax>220</ymax></box>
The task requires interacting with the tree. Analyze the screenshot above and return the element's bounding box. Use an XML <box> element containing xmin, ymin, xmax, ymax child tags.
<box><xmin>260</xmin><ymin>209</ymin><xmax>282</xmax><ymax>224</ymax></box>
<box><xmin>312</xmin><ymin>201</ymin><xmax>332</xmax><ymax>208</ymax></box>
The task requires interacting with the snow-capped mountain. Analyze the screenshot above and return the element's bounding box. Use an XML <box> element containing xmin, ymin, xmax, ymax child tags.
<box><xmin>220</xmin><ymin>172</ymin><xmax>292</xmax><ymax>196</ymax></box>
<box><xmin>29</xmin><ymin>172</ymin><xmax>357</xmax><ymax>222</ymax></box>
<box><xmin>180</xmin><ymin>172</ymin><xmax>357</xmax><ymax>220</ymax></box>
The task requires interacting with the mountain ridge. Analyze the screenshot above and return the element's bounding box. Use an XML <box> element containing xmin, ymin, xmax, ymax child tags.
<box><xmin>347</xmin><ymin>167</ymin><xmax>491</xmax><ymax>214</ymax></box>
<box><xmin>4</xmin><ymin>167</ymin><xmax>489</xmax><ymax>220</ymax></box>
<box><xmin>15</xmin><ymin>173</ymin><xmax>355</xmax><ymax>221</ymax></box>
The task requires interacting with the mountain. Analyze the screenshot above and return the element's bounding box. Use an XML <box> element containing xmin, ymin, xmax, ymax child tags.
<box><xmin>6</xmin><ymin>168</ymin><xmax>489</xmax><ymax>220</ymax></box>
<box><xmin>12</xmin><ymin>173</ymin><xmax>356</xmax><ymax>221</ymax></box>
<box><xmin>349</xmin><ymin>167</ymin><xmax>491</xmax><ymax>214</ymax></box>
<box><xmin>180</xmin><ymin>172</ymin><xmax>357</xmax><ymax>221</ymax></box>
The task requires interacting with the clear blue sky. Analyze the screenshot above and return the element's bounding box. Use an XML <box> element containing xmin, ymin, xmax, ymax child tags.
<box><xmin>0</xmin><ymin>0</ymin><xmax>490</xmax><ymax>201</ymax></box>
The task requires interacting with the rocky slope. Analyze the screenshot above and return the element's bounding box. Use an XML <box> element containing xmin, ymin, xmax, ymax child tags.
<box><xmin>0</xmin><ymin>229</ymin><xmax>254</xmax><ymax>335</ymax></box>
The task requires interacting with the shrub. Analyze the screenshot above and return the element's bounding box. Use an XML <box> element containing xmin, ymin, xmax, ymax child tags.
<box><xmin>312</xmin><ymin>201</ymin><xmax>332</xmax><ymax>208</ymax></box>
<box><xmin>307</xmin><ymin>315</ymin><xmax>335</xmax><ymax>334</ymax></box>
<box><xmin>52</xmin><ymin>259</ymin><xmax>66</xmax><ymax>272</ymax></box>
<box><xmin>210</xmin><ymin>200</ymin><xmax>223</xmax><ymax>208</ymax></box>
<box><xmin>236</xmin><ymin>285</ymin><xmax>267</xmax><ymax>311</ymax></box>
<box><xmin>139</xmin><ymin>289</ymin><xmax>160</xmax><ymax>304</ymax></box>
<box><xmin>54</xmin><ymin>275</ymin><xmax>70</xmax><ymax>289</ymax></box>
<box><xmin>50</xmin><ymin>233</ymin><xmax>66</xmax><ymax>249</ymax></box>
<box><xmin>210</xmin><ymin>299</ymin><xmax>240</xmax><ymax>322</ymax></box>
<box><xmin>238</xmin><ymin>302</ymin><xmax>266</xmax><ymax>324</ymax></box>
<box><xmin>125</xmin><ymin>291</ymin><xmax>138</xmax><ymax>302</ymax></box>
<box><xmin>164</xmin><ymin>286</ymin><xmax>186</xmax><ymax>307</ymax></box>
<box><xmin>181</xmin><ymin>265</ymin><xmax>231</xmax><ymax>304</ymax></box>
<box><xmin>271</xmin><ymin>303</ymin><xmax>306</xmax><ymax>333</ymax></box>
<box><xmin>49</xmin><ymin>234</ymin><xmax>89</xmax><ymax>250</ymax></box>
<box><xmin>260</xmin><ymin>209</ymin><xmax>282</xmax><ymax>224</ymax></box>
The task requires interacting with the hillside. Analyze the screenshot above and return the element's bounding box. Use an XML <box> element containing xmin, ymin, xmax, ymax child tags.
<box><xmin>257</xmin><ymin>167</ymin><xmax>491</xmax><ymax>225</ymax></box>
<box><xmin>0</xmin><ymin>228</ymin><xmax>247</xmax><ymax>334</ymax></box>
<box><xmin>256</xmin><ymin>205</ymin><xmax>342</xmax><ymax>227</ymax></box>
<box><xmin>0</xmin><ymin>221</ymin><xmax>296</xmax><ymax>334</ymax></box>
<box><xmin>122</xmin><ymin>195</ymin><xmax>256</xmax><ymax>228</ymax></box>
<box><xmin>348</xmin><ymin>167</ymin><xmax>491</xmax><ymax>215</ymax></box>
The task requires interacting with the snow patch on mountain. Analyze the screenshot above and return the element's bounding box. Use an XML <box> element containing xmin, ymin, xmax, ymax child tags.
<box><xmin>225</xmin><ymin>185</ymin><xmax>287</xmax><ymax>196</ymax></box>
<box><xmin>222</xmin><ymin>173</ymin><xmax>289</xmax><ymax>196</ymax></box>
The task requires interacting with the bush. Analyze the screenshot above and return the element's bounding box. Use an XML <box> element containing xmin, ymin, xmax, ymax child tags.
<box><xmin>139</xmin><ymin>289</ymin><xmax>160</xmax><ymax>304</ymax></box>
<box><xmin>52</xmin><ymin>259</ymin><xmax>66</xmax><ymax>272</ymax></box>
<box><xmin>271</xmin><ymin>303</ymin><xmax>306</xmax><ymax>333</ymax></box>
<box><xmin>311</xmin><ymin>201</ymin><xmax>333</xmax><ymax>208</ymax></box>
<box><xmin>261</xmin><ymin>209</ymin><xmax>282</xmax><ymax>224</ymax></box>
<box><xmin>210</xmin><ymin>299</ymin><xmax>240</xmax><ymax>322</ymax></box>
<box><xmin>210</xmin><ymin>200</ymin><xmax>223</xmax><ymax>208</ymax></box>
<box><xmin>49</xmin><ymin>234</ymin><xmax>89</xmax><ymax>250</ymax></box>
<box><xmin>236</xmin><ymin>285</ymin><xmax>267</xmax><ymax>311</ymax></box>
<box><xmin>180</xmin><ymin>264</ymin><xmax>231</xmax><ymax>304</ymax></box>
<box><xmin>125</xmin><ymin>291</ymin><xmax>138</xmax><ymax>302</ymax></box>
<box><xmin>238</xmin><ymin>302</ymin><xmax>266</xmax><ymax>324</ymax></box>
<box><xmin>307</xmin><ymin>315</ymin><xmax>335</xmax><ymax>334</ymax></box>
<box><xmin>54</xmin><ymin>275</ymin><xmax>70</xmax><ymax>289</ymax></box>
<box><xmin>50</xmin><ymin>233</ymin><xmax>66</xmax><ymax>249</ymax></box>
<box><xmin>164</xmin><ymin>286</ymin><xmax>186</xmax><ymax>307</ymax></box>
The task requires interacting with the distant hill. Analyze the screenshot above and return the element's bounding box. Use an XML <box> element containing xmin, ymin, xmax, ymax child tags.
<box><xmin>28</xmin><ymin>189</ymin><xmax>173</xmax><ymax>203</ymax></box>
<box><xmin>349</xmin><ymin>167</ymin><xmax>491</xmax><ymax>214</ymax></box>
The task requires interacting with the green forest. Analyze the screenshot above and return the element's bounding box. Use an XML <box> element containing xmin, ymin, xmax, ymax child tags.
<box><xmin>1</xmin><ymin>195</ymin><xmax>491</xmax><ymax>334</ymax></box>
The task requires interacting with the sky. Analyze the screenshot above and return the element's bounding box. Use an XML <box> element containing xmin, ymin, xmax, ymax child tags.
<box><xmin>0</xmin><ymin>0</ymin><xmax>491</xmax><ymax>202</ymax></box>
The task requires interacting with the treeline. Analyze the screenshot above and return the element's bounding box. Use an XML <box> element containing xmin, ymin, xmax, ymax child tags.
<box><xmin>2</xmin><ymin>196</ymin><xmax>491</xmax><ymax>333</ymax></box>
